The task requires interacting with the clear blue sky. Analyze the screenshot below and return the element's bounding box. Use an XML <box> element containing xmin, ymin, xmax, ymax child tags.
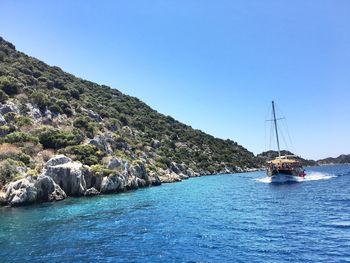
<box><xmin>0</xmin><ymin>0</ymin><xmax>349</xmax><ymax>160</ymax></box>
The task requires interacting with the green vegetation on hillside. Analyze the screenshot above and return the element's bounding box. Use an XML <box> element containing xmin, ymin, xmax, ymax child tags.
<box><xmin>0</xmin><ymin>36</ymin><xmax>260</xmax><ymax>186</ymax></box>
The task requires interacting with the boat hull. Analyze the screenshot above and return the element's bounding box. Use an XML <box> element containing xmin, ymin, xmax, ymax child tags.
<box><xmin>269</xmin><ymin>173</ymin><xmax>303</xmax><ymax>183</ymax></box>
<box><xmin>266</xmin><ymin>165</ymin><xmax>306</xmax><ymax>183</ymax></box>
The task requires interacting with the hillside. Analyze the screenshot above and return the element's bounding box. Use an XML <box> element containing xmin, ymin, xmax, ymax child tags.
<box><xmin>0</xmin><ymin>36</ymin><xmax>262</xmax><ymax>205</ymax></box>
<box><xmin>317</xmin><ymin>154</ymin><xmax>350</xmax><ymax>165</ymax></box>
<box><xmin>257</xmin><ymin>150</ymin><xmax>318</xmax><ymax>167</ymax></box>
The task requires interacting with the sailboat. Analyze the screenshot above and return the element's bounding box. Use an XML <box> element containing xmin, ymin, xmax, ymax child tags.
<box><xmin>266</xmin><ymin>101</ymin><xmax>306</xmax><ymax>183</ymax></box>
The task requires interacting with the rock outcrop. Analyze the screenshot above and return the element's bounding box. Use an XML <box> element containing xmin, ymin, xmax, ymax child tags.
<box><xmin>35</xmin><ymin>175</ymin><xmax>67</xmax><ymax>202</ymax></box>
<box><xmin>81</xmin><ymin>108</ymin><xmax>103</xmax><ymax>122</ymax></box>
<box><xmin>148</xmin><ymin>171</ymin><xmax>162</xmax><ymax>185</ymax></box>
<box><xmin>0</xmin><ymin>114</ymin><xmax>6</xmax><ymax>125</ymax></box>
<box><xmin>151</xmin><ymin>139</ymin><xmax>161</xmax><ymax>148</ymax></box>
<box><xmin>0</xmin><ymin>102</ymin><xmax>19</xmax><ymax>115</ymax></box>
<box><xmin>3</xmin><ymin>175</ymin><xmax>66</xmax><ymax>206</ymax></box>
<box><xmin>157</xmin><ymin>168</ymin><xmax>182</xmax><ymax>183</ymax></box>
<box><xmin>1</xmin><ymin>152</ymin><xmax>250</xmax><ymax>207</ymax></box>
<box><xmin>45</xmin><ymin>155</ymin><xmax>72</xmax><ymax>167</ymax></box>
<box><xmin>0</xmin><ymin>191</ymin><xmax>6</xmax><ymax>205</ymax></box>
<box><xmin>130</xmin><ymin>164</ymin><xmax>148</xmax><ymax>182</ymax></box>
<box><xmin>107</xmin><ymin>157</ymin><xmax>123</xmax><ymax>170</ymax></box>
<box><xmin>100</xmin><ymin>175</ymin><xmax>123</xmax><ymax>193</ymax></box>
<box><xmin>84</xmin><ymin>169</ymin><xmax>104</xmax><ymax>191</ymax></box>
<box><xmin>219</xmin><ymin>166</ymin><xmax>244</xmax><ymax>174</ymax></box>
<box><xmin>25</xmin><ymin>103</ymin><xmax>42</xmax><ymax>120</ymax></box>
<box><xmin>43</xmin><ymin>155</ymin><xmax>87</xmax><ymax>196</ymax></box>
<box><xmin>42</xmin><ymin>155</ymin><xmax>160</xmax><ymax>197</ymax></box>
<box><xmin>84</xmin><ymin>187</ymin><xmax>100</xmax><ymax>197</ymax></box>
<box><xmin>5</xmin><ymin>178</ymin><xmax>37</xmax><ymax>206</ymax></box>
<box><xmin>89</xmin><ymin>134</ymin><xmax>113</xmax><ymax>154</ymax></box>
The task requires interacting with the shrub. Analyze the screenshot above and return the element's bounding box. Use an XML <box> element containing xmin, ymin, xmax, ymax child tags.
<box><xmin>54</xmin><ymin>79</ymin><xmax>65</xmax><ymax>90</ymax></box>
<box><xmin>19</xmin><ymin>67</ymin><xmax>32</xmax><ymax>75</ymax></box>
<box><xmin>15</xmin><ymin>115</ymin><xmax>33</xmax><ymax>127</ymax></box>
<box><xmin>37</xmin><ymin>127</ymin><xmax>84</xmax><ymax>149</ymax></box>
<box><xmin>156</xmin><ymin>156</ymin><xmax>171</xmax><ymax>167</ymax></box>
<box><xmin>64</xmin><ymin>144</ymin><xmax>103</xmax><ymax>165</ymax></box>
<box><xmin>0</xmin><ymin>143</ymin><xmax>19</xmax><ymax>156</ymax></box>
<box><xmin>40</xmin><ymin>149</ymin><xmax>55</xmax><ymax>162</ymax></box>
<box><xmin>37</xmin><ymin>76</ymin><xmax>47</xmax><ymax>82</ymax></box>
<box><xmin>120</xmin><ymin>116</ymin><xmax>128</xmax><ymax>126</ymax></box>
<box><xmin>106</xmin><ymin>118</ymin><xmax>121</xmax><ymax>131</ymax></box>
<box><xmin>77</xmin><ymin>86</ymin><xmax>84</xmax><ymax>94</ymax></box>
<box><xmin>3</xmin><ymin>112</ymin><xmax>16</xmax><ymax>122</ymax></box>
<box><xmin>20</xmin><ymin>141</ymin><xmax>43</xmax><ymax>157</ymax></box>
<box><xmin>70</xmin><ymin>88</ymin><xmax>80</xmax><ymax>100</ymax></box>
<box><xmin>0</xmin><ymin>89</ymin><xmax>8</xmax><ymax>103</ymax></box>
<box><xmin>0</xmin><ymin>125</ymin><xmax>11</xmax><ymax>137</ymax></box>
<box><xmin>0</xmin><ymin>76</ymin><xmax>20</xmax><ymax>96</ymax></box>
<box><xmin>31</xmin><ymin>90</ymin><xmax>49</xmax><ymax>111</ymax></box>
<box><xmin>48</xmin><ymin>104</ymin><xmax>63</xmax><ymax>114</ymax></box>
<box><xmin>114</xmin><ymin>149</ymin><xmax>133</xmax><ymax>162</ymax></box>
<box><xmin>33</xmin><ymin>71</ymin><xmax>42</xmax><ymax>78</ymax></box>
<box><xmin>98</xmin><ymin>109</ymin><xmax>110</xmax><ymax>118</ymax></box>
<box><xmin>73</xmin><ymin>116</ymin><xmax>89</xmax><ymax>129</ymax></box>
<box><xmin>73</xmin><ymin>116</ymin><xmax>97</xmax><ymax>138</ymax></box>
<box><xmin>2</xmin><ymin>132</ymin><xmax>39</xmax><ymax>144</ymax></box>
<box><xmin>0</xmin><ymin>50</ymin><xmax>5</xmax><ymax>62</ymax></box>
<box><xmin>207</xmin><ymin>165</ymin><xmax>217</xmax><ymax>174</ymax></box>
<box><xmin>0</xmin><ymin>159</ymin><xmax>24</xmax><ymax>187</ymax></box>
<box><xmin>132</xmin><ymin>120</ymin><xmax>145</xmax><ymax>132</ymax></box>
<box><xmin>56</xmin><ymin>99</ymin><xmax>72</xmax><ymax>116</ymax></box>
<box><xmin>90</xmin><ymin>164</ymin><xmax>114</xmax><ymax>177</ymax></box>
<box><xmin>46</xmin><ymin>80</ymin><xmax>54</xmax><ymax>90</ymax></box>
<box><xmin>18</xmin><ymin>153</ymin><xmax>31</xmax><ymax>164</ymax></box>
<box><xmin>146</xmin><ymin>164</ymin><xmax>157</xmax><ymax>173</ymax></box>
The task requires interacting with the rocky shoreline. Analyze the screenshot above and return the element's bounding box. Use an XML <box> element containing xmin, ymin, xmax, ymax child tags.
<box><xmin>0</xmin><ymin>154</ymin><xmax>261</xmax><ymax>207</ymax></box>
<box><xmin>0</xmin><ymin>97</ymin><xmax>262</xmax><ymax>207</ymax></box>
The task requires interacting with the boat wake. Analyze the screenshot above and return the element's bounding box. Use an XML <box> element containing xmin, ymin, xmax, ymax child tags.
<box><xmin>254</xmin><ymin>172</ymin><xmax>336</xmax><ymax>184</ymax></box>
<box><xmin>303</xmin><ymin>172</ymin><xmax>337</xmax><ymax>182</ymax></box>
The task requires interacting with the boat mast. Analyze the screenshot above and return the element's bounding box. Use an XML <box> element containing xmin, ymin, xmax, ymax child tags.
<box><xmin>272</xmin><ymin>101</ymin><xmax>281</xmax><ymax>157</ymax></box>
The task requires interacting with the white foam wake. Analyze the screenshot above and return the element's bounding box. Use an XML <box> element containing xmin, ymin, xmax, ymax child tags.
<box><xmin>254</xmin><ymin>171</ymin><xmax>336</xmax><ymax>184</ymax></box>
<box><xmin>303</xmin><ymin>171</ymin><xmax>336</xmax><ymax>181</ymax></box>
<box><xmin>254</xmin><ymin>177</ymin><xmax>273</xmax><ymax>183</ymax></box>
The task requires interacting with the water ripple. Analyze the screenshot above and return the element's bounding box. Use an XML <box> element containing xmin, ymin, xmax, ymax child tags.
<box><xmin>1</xmin><ymin>165</ymin><xmax>350</xmax><ymax>262</ymax></box>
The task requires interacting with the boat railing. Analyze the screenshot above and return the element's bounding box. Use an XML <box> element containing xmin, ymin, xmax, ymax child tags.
<box><xmin>275</xmin><ymin>155</ymin><xmax>297</xmax><ymax>159</ymax></box>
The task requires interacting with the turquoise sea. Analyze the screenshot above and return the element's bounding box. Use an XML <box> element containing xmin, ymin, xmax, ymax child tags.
<box><xmin>1</xmin><ymin>165</ymin><xmax>350</xmax><ymax>262</ymax></box>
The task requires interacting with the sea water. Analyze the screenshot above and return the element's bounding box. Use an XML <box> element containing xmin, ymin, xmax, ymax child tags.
<box><xmin>1</xmin><ymin>165</ymin><xmax>350</xmax><ymax>262</ymax></box>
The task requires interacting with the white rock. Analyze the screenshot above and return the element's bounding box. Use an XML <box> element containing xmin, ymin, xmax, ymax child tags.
<box><xmin>44</xmin><ymin>155</ymin><xmax>87</xmax><ymax>196</ymax></box>
<box><xmin>25</xmin><ymin>103</ymin><xmax>42</xmax><ymax>120</ymax></box>
<box><xmin>35</xmin><ymin>175</ymin><xmax>66</xmax><ymax>202</ymax></box>
<box><xmin>84</xmin><ymin>187</ymin><xmax>100</xmax><ymax>196</ymax></box>
<box><xmin>151</xmin><ymin>139</ymin><xmax>161</xmax><ymax>148</ymax></box>
<box><xmin>0</xmin><ymin>114</ymin><xmax>6</xmax><ymax>125</ymax></box>
<box><xmin>100</xmin><ymin>175</ymin><xmax>123</xmax><ymax>193</ymax></box>
<box><xmin>5</xmin><ymin>178</ymin><xmax>37</xmax><ymax>206</ymax></box>
<box><xmin>45</xmin><ymin>155</ymin><xmax>72</xmax><ymax>168</ymax></box>
<box><xmin>89</xmin><ymin>134</ymin><xmax>113</xmax><ymax>154</ymax></box>
<box><xmin>107</xmin><ymin>157</ymin><xmax>123</xmax><ymax>170</ymax></box>
<box><xmin>0</xmin><ymin>102</ymin><xmax>19</xmax><ymax>115</ymax></box>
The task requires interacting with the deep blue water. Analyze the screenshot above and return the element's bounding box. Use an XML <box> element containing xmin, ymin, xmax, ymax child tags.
<box><xmin>1</xmin><ymin>165</ymin><xmax>350</xmax><ymax>263</ymax></box>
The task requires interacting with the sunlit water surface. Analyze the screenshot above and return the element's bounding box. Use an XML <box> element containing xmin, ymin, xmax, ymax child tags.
<box><xmin>1</xmin><ymin>165</ymin><xmax>350</xmax><ymax>262</ymax></box>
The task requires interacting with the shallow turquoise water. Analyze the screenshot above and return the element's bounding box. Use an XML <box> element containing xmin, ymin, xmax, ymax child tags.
<box><xmin>1</xmin><ymin>165</ymin><xmax>350</xmax><ymax>262</ymax></box>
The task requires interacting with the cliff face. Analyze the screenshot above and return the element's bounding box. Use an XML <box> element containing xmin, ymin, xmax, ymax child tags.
<box><xmin>0</xmin><ymin>36</ymin><xmax>261</xmax><ymax>206</ymax></box>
